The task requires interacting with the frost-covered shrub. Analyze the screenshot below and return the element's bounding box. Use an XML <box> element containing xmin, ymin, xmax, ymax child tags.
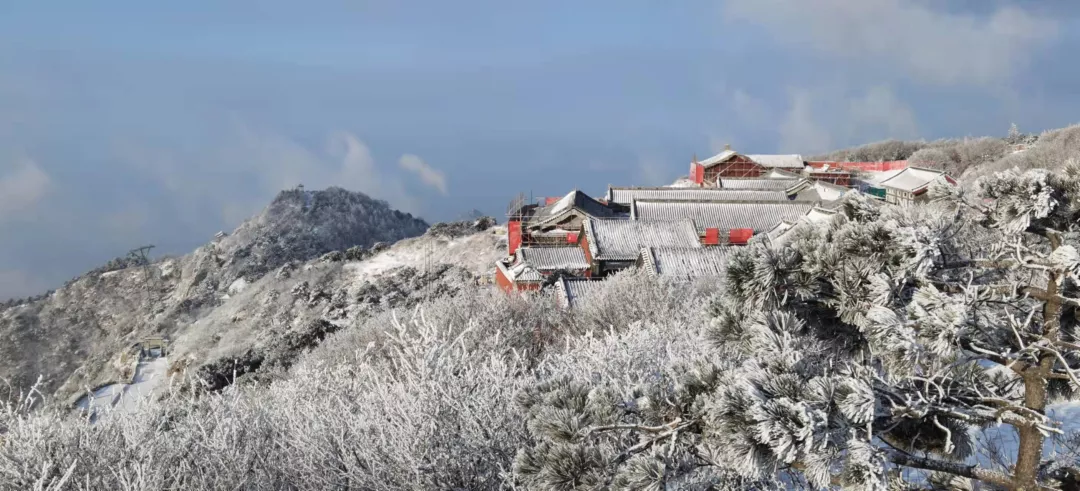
<box><xmin>812</xmin><ymin>139</ymin><xmax>927</xmax><ymax>163</ymax></box>
<box><xmin>0</xmin><ymin>269</ymin><xmax>718</xmax><ymax>490</ymax></box>
<box><xmin>969</xmin><ymin>124</ymin><xmax>1080</xmax><ymax>179</ymax></box>
<box><xmin>513</xmin><ymin>169</ymin><xmax>1080</xmax><ymax>490</ymax></box>
<box><xmin>910</xmin><ymin>138</ymin><xmax>1008</xmax><ymax>176</ymax></box>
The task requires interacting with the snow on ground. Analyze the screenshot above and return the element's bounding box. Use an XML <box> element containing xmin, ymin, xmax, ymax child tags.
<box><xmin>345</xmin><ymin>230</ymin><xmax>504</xmax><ymax>281</ymax></box>
<box><xmin>228</xmin><ymin>278</ymin><xmax>249</xmax><ymax>295</ymax></box>
<box><xmin>74</xmin><ymin>354</ymin><xmax>170</xmax><ymax>419</ymax></box>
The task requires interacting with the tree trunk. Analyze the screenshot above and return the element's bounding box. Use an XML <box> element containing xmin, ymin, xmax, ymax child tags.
<box><xmin>1015</xmin><ymin>271</ymin><xmax>1061</xmax><ymax>490</ymax></box>
<box><xmin>1014</xmin><ymin>374</ymin><xmax>1048</xmax><ymax>490</ymax></box>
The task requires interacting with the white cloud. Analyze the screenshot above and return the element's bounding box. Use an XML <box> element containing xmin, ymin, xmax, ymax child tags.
<box><xmin>118</xmin><ymin>124</ymin><xmax>431</xmax><ymax>229</ymax></box>
<box><xmin>724</xmin><ymin>0</ymin><xmax>1058</xmax><ymax>87</ymax></box>
<box><xmin>635</xmin><ymin>155</ymin><xmax>669</xmax><ymax>186</ymax></box>
<box><xmin>778</xmin><ymin>89</ymin><xmax>834</xmax><ymax>155</ymax></box>
<box><xmin>0</xmin><ymin>157</ymin><xmax>50</xmax><ymax>220</ymax></box>
<box><xmin>397</xmin><ymin>154</ymin><xmax>448</xmax><ymax>195</ymax></box>
<box><xmin>327</xmin><ymin>132</ymin><xmax>421</xmax><ymax>213</ymax></box>
<box><xmin>846</xmin><ymin>85</ymin><xmax>919</xmax><ymax>141</ymax></box>
<box><xmin>729</xmin><ymin>84</ymin><xmax>920</xmax><ymax>155</ymax></box>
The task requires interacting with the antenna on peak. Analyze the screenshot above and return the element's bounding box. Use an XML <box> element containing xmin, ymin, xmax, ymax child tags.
<box><xmin>724</xmin><ymin>143</ymin><xmax>731</xmax><ymax>151</ymax></box>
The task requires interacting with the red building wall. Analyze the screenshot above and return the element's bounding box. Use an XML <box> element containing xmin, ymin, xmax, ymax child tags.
<box><xmin>689</xmin><ymin>162</ymin><xmax>705</xmax><ymax>185</ymax></box>
<box><xmin>729</xmin><ymin>228</ymin><xmax>753</xmax><ymax>245</ymax></box>
<box><xmin>495</xmin><ymin>267</ymin><xmax>514</xmax><ymax>292</ymax></box>
<box><xmin>806</xmin><ymin>160</ymin><xmax>908</xmax><ymax>172</ymax></box>
<box><xmin>703</xmin><ymin>228</ymin><xmax>720</xmax><ymax>245</ymax></box>
<box><xmin>705</xmin><ymin>155</ymin><xmax>764</xmax><ymax>183</ymax></box>
<box><xmin>508</xmin><ymin>220</ymin><xmax>522</xmax><ymax>255</ymax></box>
<box><xmin>495</xmin><ymin>267</ymin><xmax>543</xmax><ymax>293</ymax></box>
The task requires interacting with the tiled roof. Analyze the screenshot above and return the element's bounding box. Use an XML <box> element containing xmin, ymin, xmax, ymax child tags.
<box><xmin>761</xmin><ymin>206</ymin><xmax>840</xmax><ymax>247</ymax></box>
<box><xmin>878</xmin><ymin>167</ymin><xmax>951</xmax><ymax>192</ymax></box>
<box><xmin>495</xmin><ymin>258</ymin><xmax>544</xmax><ymax>283</ymax></box>
<box><xmin>517</xmin><ymin>247</ymin><xmax>589</xmax><ymax>271</ymax></box>
<box><xmin>606</xmin><ymin>186</ymin><xmax>788</xmax><ymax>206</ymax></box>
<box><xmin>639</xmin><ymin>247</ymin><xmax>732</xmax><ymax>280</ymax></box>
<box><xmin>718</xmin><ymin>178</ymin><xmax>799</xmax><ymax>190</ymax></box>
<box><xmin>747</xmin><ymin>154</ymin><xmax>806</xmax><ymax>169</ymax></box>
<box><xmin>765</xmin><ymin>168</ymin><xmax>804</xmax><ymax>179</ymax></box>
<box><xmin>583</xmin><ymin>218</ymin><xmax>701</xmax><ymax>261</ymax></box>
<box><xmin>555</xmin><ymin>277</ymin><xmax>607</xmax><ymax>308</ymax></box>
<box><xmin>856</xmin><ymin>169</ymin><xmax>906</xmax><ymax>187</ymax></box>
<box><xmin>786</xmin><ymin>180</ymin><xmax>853</xmax><ymax>202</ymax></box>
<box><xmin>631</xmin><ymin>200</ymin><xmax>815</xmax><ymax>233</ymax></box>
<box><xmin>529</xmin><ymin>190</ymin><xmax>619</xmax><ymax>227</ymax></box>
<box><xmin>698</xmin><ymin>150</ymin><xmax>737</xmax><ymax>167</ymax></box>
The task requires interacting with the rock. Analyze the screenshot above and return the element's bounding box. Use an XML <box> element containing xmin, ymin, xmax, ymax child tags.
<box><xmin>345</xmin><ymin>245</ymin><xmax>368</xmax><ymax>261</ymax></box>
<box><xmin>426</xmin><ymin>216</ymin><xmax>498</xmax><ymax>238</ymax></box>
<box><xmin>320</xmin><ymin>250</ymin><xmax>344</xmax><ymax>263</ymax></box>
<box><xmin>291</xmin><ymin>281</ymin><xmax>310</xmax><ymax>299</ymax></box>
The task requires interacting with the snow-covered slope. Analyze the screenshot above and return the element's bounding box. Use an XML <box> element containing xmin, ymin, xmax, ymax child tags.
<box><xmin>0</xmin><ymin>187</ymin><xmax>441</xmax><ymax>406</ymax></box>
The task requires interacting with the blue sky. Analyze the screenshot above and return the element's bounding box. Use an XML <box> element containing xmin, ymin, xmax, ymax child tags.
<box><xmin>1</xmin><ymin>0</ymin><xmax>1078</xmax><ymax>299</ymax></box>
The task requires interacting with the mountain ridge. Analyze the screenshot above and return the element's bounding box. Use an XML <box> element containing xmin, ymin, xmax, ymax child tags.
<box><xmin>0</xmin><ymin>187</ymin><xmax>455</xmax><ymax>405</ymax></box>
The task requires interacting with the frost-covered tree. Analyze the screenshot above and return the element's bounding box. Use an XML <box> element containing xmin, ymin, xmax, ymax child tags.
<box><xmin>514</xmin><ymin>166</ymin><xmax>1080</xmax><ymax>490</ymax></box>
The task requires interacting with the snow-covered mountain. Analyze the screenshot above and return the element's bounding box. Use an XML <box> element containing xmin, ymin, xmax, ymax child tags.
<box><xmin>0</xmin><ymin>187</ymin><xmax>502</xmax><ymax>406</ymax></box>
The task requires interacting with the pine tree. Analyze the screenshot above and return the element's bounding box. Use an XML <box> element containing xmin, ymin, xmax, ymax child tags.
<box><xmin>514</xmin><ymin>166</ymin><xmax>1080</xmax><ymax>490</ymax></box>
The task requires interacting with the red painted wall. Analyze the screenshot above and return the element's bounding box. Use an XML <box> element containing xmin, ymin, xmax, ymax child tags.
<box><xmin>690</xmin><ymin>163</ymin><xmax>705</xmax><ymax>185</ymax></box>
<box><xmin>508</xmin><ymin>220</ymin><xmax>522</xmax><ymax>255</ymax></box>
<box><xmin>806</xmin><ymin>160</ymin><xmax>908</xmax><ymax>172</ymax></box>
<box><xmin>707</xmin><ymin>155</ymin><xmax>764</xmax><ymax>182</ymax></box>
<box><xmin>729</xmin><ymin>228</ymin><xmax>753</xmax><ymax>245</ymax></box>
<box><xmin>567</xmin><ymin>232</ymin><xmax>579</xmax><ymax>243</ymax></box>
<box><xmin>579</xmin><ymin>233</ymin><xmax>593</xmax><ymax>264</ymax></box>
<box><xmin>495</xmin><ymin>267</ymin><xmax>514</xmax><ymax>292</ymax></box>
<box><xmin>703</xmin><ymin>228</ymin><xmax>720</xmax><ymax>245</ymax></box>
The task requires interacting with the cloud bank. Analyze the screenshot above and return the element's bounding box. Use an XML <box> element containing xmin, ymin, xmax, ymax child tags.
<box><xmin>0</xmin><ymin>158</ymin><xmax>50</xmax><ymax>220</ymax></box>
<box><xmin>724</xmin><ymin>0</ymin><xmax>1058</xmax><ymax>87</ymax></box>
<box><xmin>398</xmin><ymin>154</ymin><xmax>448</xmax><ymax>195</ymax></box>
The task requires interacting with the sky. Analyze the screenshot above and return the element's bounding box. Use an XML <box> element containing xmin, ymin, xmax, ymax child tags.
<box><xmin>1</xmin><ymin>0</ymin><xmax>1078</xmax><ymax>300</ymax></box>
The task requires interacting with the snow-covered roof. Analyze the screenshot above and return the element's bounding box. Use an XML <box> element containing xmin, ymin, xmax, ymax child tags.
<box><xmin>761</xmin><ymin>206</ymin><xmax>840</xmax><ymax>247</ymax></box>
<box><xmin>639</xmin><ymin>247</ymin><xmax>732</xmax><ymax>280</ymax></box>
<box><xmin>718</xmin><ymin>178</ymin><xmax>799</xmax><ymax>190</ymax></box>
<box><xmin>747</xmin><ymin>154</ymin><xmax>805</xmax><ymax>169</ymax></box>
<box><xmin>856</xmin><ymin>168</ymin><xmax>906</xmax><ymax>186</ymax></box>
<box><xmin>786</xmin><ymin>180</ymin><xmax>854</xmax><ymax>202</ymax></box>
<box><xmin>554</xmin><ymin>277</ymin><xmax>606</xmax><ymax>308</ymax></box>
<box><xmin>606</xmin><ymin>186</ymin><xmax>788</xmax><ymax>206</ymax></box>
<box><xmin>528</xmin><ymin>190</ymin><xmax>618</xmax><ymax>228</ymax></box>
<box><xmin>583</xmin><ymin>219</ymin><xmax>701</xmax><ymax>261</ymax></box>
<box><xmin>517</xmin><ymin>247</ymin><xmax>589</xmax><ymax>271</ymax></box>
<box><xmin>632</xmin><ymin>200</ymin><xmax>815</xmax><ymax>233</ymax></box>
<box><xmin>698</xmin><ymin>150</ymin><xmax>737</xmax><ymax>167</ymax></box>
<box><xmin>495</xmin><ymin>258</ymin><xmax>544</xmax><ymax>283</ymax></box>
<box><xmin>669</xmin><ymin>178</ymin><xmax>700</xmax><ymax>188</ymax></box>
<box><xmin>765</xmin><ymin>168</ymin><xmax>804</xmax><ymax>179</ymax></box>
<box><xmin>877</xmin><ymin>167</ymin><xmax>952</xmax><ymax>193</ymax></box>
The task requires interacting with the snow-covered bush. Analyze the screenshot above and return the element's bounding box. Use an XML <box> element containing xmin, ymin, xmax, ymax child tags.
<box><xmin>909</xmin><ymin>137</ymin><xmax>1008</xmax><ymax>176</ymax></box>
<box><xmin>513</xmin><ymin>169</ymin><xmax>1080</xmax><ymax>490</ymax></box>
<box><xmin>0</xmin><ymin>269</ymin><xmax>718</xmax><ymax>490</ymax></box>
<box><xmin>812</xmin><ymin>139</ymin><xmax>928</xmax><ymax>163</ymax></box>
